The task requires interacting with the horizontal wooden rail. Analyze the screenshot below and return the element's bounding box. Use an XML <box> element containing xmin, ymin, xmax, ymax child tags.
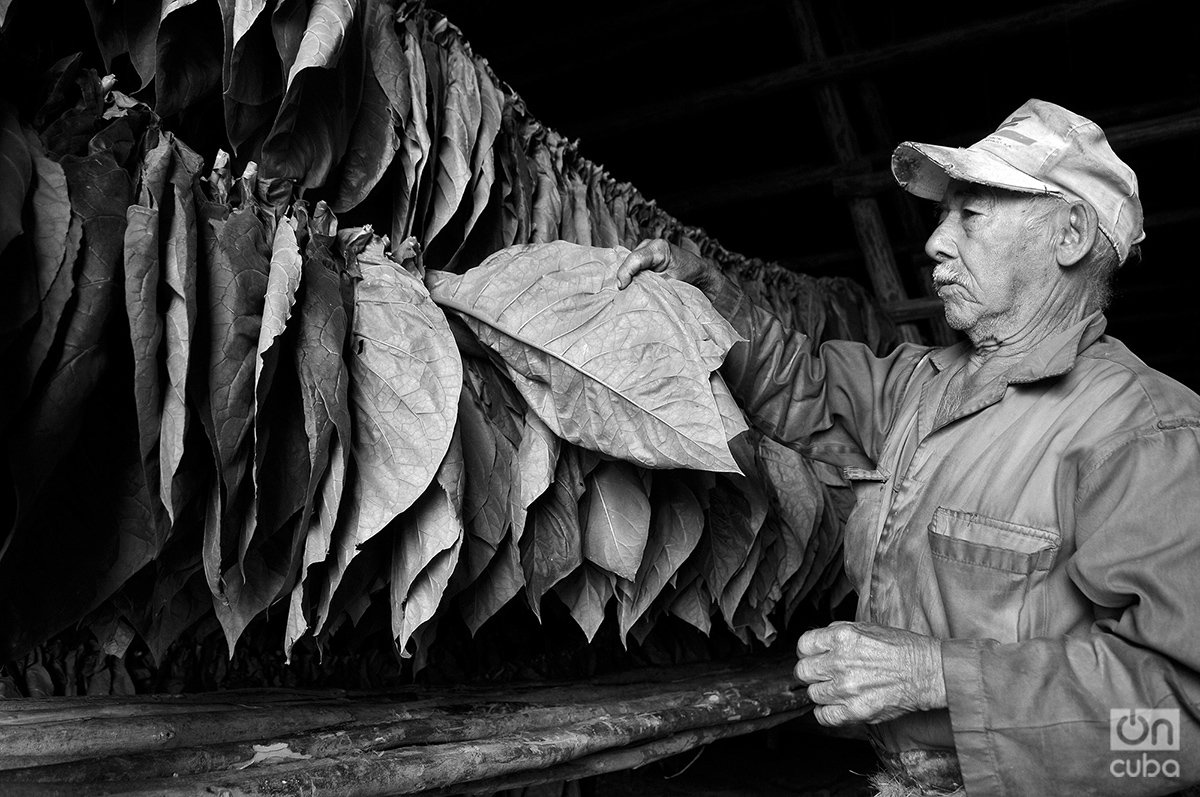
<box><xmin>574</xmin><ymin>0</ymin><xmax>1137</xmax><ymax>141</ymax></box>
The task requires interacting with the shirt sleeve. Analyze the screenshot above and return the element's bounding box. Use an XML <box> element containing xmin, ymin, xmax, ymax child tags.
<box><xmin>707</xmin><ymin>274</ymin><xmax>929</xmax><ymax>467</ymax></box>
<box><xmin>941</xmin><ymin>421</ymin><xmax>1200</xmax><ymax>796</ymax></box>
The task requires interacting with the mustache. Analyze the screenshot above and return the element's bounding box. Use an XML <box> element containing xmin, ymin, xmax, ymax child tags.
<box><xmin>931</xmin><ymin>264</ymin><xmax>964</xmax><ymax>288</ymax></box>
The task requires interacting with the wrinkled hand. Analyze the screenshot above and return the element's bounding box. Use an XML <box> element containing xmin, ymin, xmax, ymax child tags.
<box><xmin>615</xmin><ymin>239</ymin><xmax>720</xmax><ymax>292</ymax></box>
<box><xmin>794</xmin><ymin>621</ymin><xmax>946</xmax><ymax>727</ymax></box>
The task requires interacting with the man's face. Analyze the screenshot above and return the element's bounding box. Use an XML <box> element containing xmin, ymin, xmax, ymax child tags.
<box><xmin>925</xmin><ymin>181</ymin><xmax>1058</xmax><ymax>342</ymax></box>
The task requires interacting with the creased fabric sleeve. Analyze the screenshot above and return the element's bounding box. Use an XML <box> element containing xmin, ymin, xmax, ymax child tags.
<box><xmin>943</xmin><ymin>422</ymin><xmax>1200</xmax><ymax>797</ymax></box>
<box><xmin>706</xmin><ymin>273</ymin><xmax>928</xmax><ymax>466</ymax></box>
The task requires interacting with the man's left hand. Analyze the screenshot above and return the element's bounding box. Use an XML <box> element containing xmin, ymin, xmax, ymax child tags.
<box><xmin>794</xmin><ymin>621</ymin><xmax>947</xmax><ymax>727</ymax></box>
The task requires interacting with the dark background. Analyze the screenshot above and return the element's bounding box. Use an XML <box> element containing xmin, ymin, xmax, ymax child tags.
<box><xmin>428</xmin><ymin>0</ymin><xmax>1200</xmax><ymax>390</ymax></box>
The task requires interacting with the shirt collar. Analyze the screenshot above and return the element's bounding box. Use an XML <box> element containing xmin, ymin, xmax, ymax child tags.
<box><xmin>928</xmin><ymin>312</ymin><xmax>1108</xmax><ymax>384</ymax></box>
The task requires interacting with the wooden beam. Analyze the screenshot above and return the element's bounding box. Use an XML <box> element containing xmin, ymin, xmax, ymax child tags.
<box><xmin>666</xmin><ymin>106</ymin><xmax>1200</xmax><ymax>213</ymax></box>
<box><xmin>574</xmin><ymin>0</ymin><xmax>1138</xmax><ymax>140</ymax></box>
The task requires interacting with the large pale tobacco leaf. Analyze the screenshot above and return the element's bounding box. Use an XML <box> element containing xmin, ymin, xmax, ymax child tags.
<box><xmin>0</xmin><ymin>103</ymin><xmax>31</xmax><ymax>259</ymax></box>
<box><xmin>581</xmin><ymin>461</ymin><xmax>651</xmax><ymax>582</ymax></box>
<box><xmin>521</xmin><ymin>443</ymin><xmax>593</xmax><ymax>618</ymax></box>
<box><xmin>159</xmin><ymin>135</ymin><xmax>206</xmax><ymax>527</ymax></box>
<box><xmin>390</xmin><ymin>17</ymin><xmax>431</xmax><ymax>244</ymax></box>
<box><xmin>555</xmin><ymin>562</ymin><xmax>614</xmax><ymax>643</ymax></box>
<box><xmin>314</xmin><ymin>234</ymin><xmax>461</xmax><ymax>633</ymax></box>
<box><xmin>617</xmin><ymin>477</ymin><xmax>703</xmax><ymax>641</ymax></box>
<box><xmin>391</xmin><ymin>427</ymin><xmax>463</xmax><ymax>655</ymax></box>
<box><xmin>459</xmin><ymin>530</ymin><xmax>523</xmax><ymax>636</ymax></box>
<box><xmin>261</xmin><ymin>0</ymin><xmax>363</xmax><ymax>188</ymax></box>
<box><xmin>196</xmin><ymin>204</ymin><xmax>272</xmax><ymax>598</ymax></box>
<box><xmin>426</xmin><ymin>242</ymin><xmax>741</xmax><ymax>472</ymax></box>
<box><xmin>423</xmin><ymin>32</ymin><xmax>480</xmax><ymax>247</ymax></box>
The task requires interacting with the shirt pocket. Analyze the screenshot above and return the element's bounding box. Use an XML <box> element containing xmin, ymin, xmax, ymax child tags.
<box><xmin>927</xmin><ymin>507</ymin><xmax>1059</xmax><ymax>642</ymax></box>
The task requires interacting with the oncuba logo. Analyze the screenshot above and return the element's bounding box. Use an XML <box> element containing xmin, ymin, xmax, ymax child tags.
<box><xmin>1110</xmin><ymin>709</ymin><xmax>1181</xmax><ymax>779</ymax></box>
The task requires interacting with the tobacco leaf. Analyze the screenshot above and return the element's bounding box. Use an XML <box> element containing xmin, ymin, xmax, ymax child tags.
<box><xmin>10</xmin><ymin>150</ymin><xmax>130</xmax><ymax>508</ymax></box>
<box><xmin>555</xmin><ymin>562</ymin><xmax>614</xmax><ymax>643</ymax></box>
<box><xmin>218</xmin><ymin>0</ymin><xmax>284</xmax><ymax>152</ymax></box>
<box><xmin>124</xmin><ymin>203</ymin><xmax>165</xmax><ymax>522</ymax></box>
<box><xmin>718</xmin><ymin>523</ymin><xmax>765</xmax><ymax>629</ymax></box>
<box><xmin>456</xmin><ymin>366</ymin><xmax>513</xmax><ymax>581</ymax></box>
<box><xmin>529</xmin><ymin>133</ymin><xmax>562</xmax><ymax>243</ymax></box>
<box><xmin>159</xmin><ymin>135</ymin><xmax>206</xmax><ymax>528</ymax></box>
<box><xmin>581</xmin><ymin>461</ymin><xmax>651</xmax><ymax>582</ymax></box>
<box><xmin>586</xmin><ymin>165</ymin><xmax>620</xmax><ymax>248</ymax></box>
<box><xmin>617</xmin><ymin>477</ymin><xmax>704</xmax><ymax>641</ymax></box>
<box><xmin>458</xmin><ymin>530</ymin><xmax>523</xmax><ymax>636</ymax></box>
<box><xmin>195</xmin><ymin>201</ymin><xmax>271</xmax><ymax>604</ymax></box>
<box><xmin>156</xmin><ymin>0</ymin><xmax>222</xmax><ymax>117</ymax></box>
<box><xmin>314</xmin><ymin>235</ymin><xmax>461</xmax><ymax>634</ymax></box>
<box><xmin>82</xmin><ymin>0</ymin><xmax>160</xmax><ymax>90</ymax></box>
<box><xmin>563</xmin><ymin>169</ymin><xmax>591</xmax><ymax>246</ymax></box>
<box><xmin>497</xmin><ymin>98</ymin><xmax>535</xmax><ymax>246</ymax></box>
<box><xmin>733</xmin><ymin>516</ymin><xmax>783</xmax><ymax>645</ymax></box>
<box><xmin>261</xmin><ymin>0</ymin><xmax>364</xmax><ymax>188</ymax></box>
<box><xmin>756</xmin><ymin>436</ymin><xmax>822</xmax><ymax>588</ymax></box>
<box><xmin>391</xmin><ymin>426</ymin><xmax>464</xmax><ymax>655</ymax></box>
<box><xmin>667</xmin><ymin>573</ymin><xmax>711</xmax><ymax>636</ymax></box>
<box><xmin>521</xmin><ymin>443</ymin><xmax>594</xmax><ymax>619</ymax></box>
<box><xmin>390</xmin><ymin>16</ymin><xmax>431</xmax><ymax>243</ymax></box>
<box><xmin>510</xmin><ymin>408</ymin><xmax>559</xmax><ymax>545</ymax></box>
<box><xmin>0</xmin><ymin>103</ymin><xmax>31</xmax><ymax>259</ymax></box>
<box><xmin>423</xmin><ymin>31</ymin><xmax>480</xmax><ymax>247</ymax></box>
<box><xmin>426</xmin><ymin>242</ymin><xmax>741</xmax><ymax>472</ymax></box>
<box><xmin>446</xmin><ymin>57</ymin><xmax>501</xmax><ymax>258</ymax></box>
<box><xmin>711</xmin><ymin>372</ymin><xmax>749</xmax><ymax>443</ymax></box>
<box><xmin>703</xmin><ymin>475</ymin><xmax>760</xmax><ymax>600</ymax></box>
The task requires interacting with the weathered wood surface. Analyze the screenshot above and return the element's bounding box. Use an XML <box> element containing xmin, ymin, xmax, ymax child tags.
<box><xmin>0</xmin><ymin>658</ymin><xmax>809</xmax><ymax>796</ymax></box>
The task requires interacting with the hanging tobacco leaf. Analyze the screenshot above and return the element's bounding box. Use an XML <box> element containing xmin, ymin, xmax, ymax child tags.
<box><xmin>155</xmin><ymin>0</ymin><xmax>222</xmax><ymax>118</ymax></box>
<box><xmin>427</xmin><ymin>241</ymin><xmax>742</xmax><ymax>472</ymax></box>
<box><xmin>586</xmin><ymin>164</ymin><xmax>620</xmax><ymax>248</ymax></box>
<box><xmin>555</xmin><ymin>561</ymin><xmax>614</xmax><ymax>643</ymax></box>
<box><xmin>756</xmin><ymin>436</ymin><xmax>822</xmax><ymax>589</ymax></box>
<box><xmin>456</xmin><ymin>364</ymin><xmax>514</xmax><ymax>581</ymax></box>
<box><xmin>521</xmin><ymin>443</ymin><xmax>595</xmax><ymax>619</ymax></box>
<box><xmin>82</xmin><ymin>0</ymin><xmax>160</xmax><ymax>90</ymax></box>
<box><xmin>616</xmin><ymin>477</ymin><xmax>704</xmax><ymax>641</ymax></box>
<box><xmin>390</xmin><ymin>16</ymin><xmax>431</xmax><ymax>244</ymax></box>
<box><xmin>330</xmin><ymin>0</ymin><xmax>405</xmax><ymax>212</ymax></box>
<box><xmin>458</xmin><ymin>529</ymin><xmax>523</xmax><ymax>636</ymax></box>
<box><xmin>0</xmin><ymin>103</ymin><xmax>31</xmax><ymax>258</ymax></box>
<box><xmin>509</xmin><ymin>407</ymin><xmax>559</xmax><ymax>545</ymax></box>
<box><xmin>391</xmin><ymin>426</ymin><xmax>464</xmax><ymax>655</ymax></box>
<box><xmin>667</xmin><ymin>572</ymin><xmax>712</xmax><ymax>636</ymax></box>
<box><xmin>218</xmin><ymin>0</ymin><xmax>283</xmax><ymax>152</ymax></box>
<box><xmin>261</xmin><ymin>0</ymin><xmax>364</xmax><ymax>188</ymax></box>
<box><xmin>195</xmin><ymin>199</ymin><xmax>272</xmax><ymax>602</ymax></box>
<box><xmin>529</xmin><ymin>131</ymin><xmax>562</xmax><ymax>244</ymax></box>
<box><xmin>422</xmin><ymin>29</ymin><xmax>480</xmax><ymax>247</ymax></box>
<box><xmin>159</xmin><ymin>135</ymin><xmax>207</xmax><ymax>529</ymax></box>
<box><xmin>581</xmin><ymin>460</ymin><xmax>651</xmax><ymax>582</ymax></box>
<box><xmin>314</xmin><ymin>234</ymin><xmax>461</xmax><ymax>634</ymax></box>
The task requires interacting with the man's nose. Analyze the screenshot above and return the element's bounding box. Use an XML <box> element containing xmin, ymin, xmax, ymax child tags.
<box><xmin>925</xmin><ymin>219</ymin><xmax>956</xmax><ymax>263</ymax></box>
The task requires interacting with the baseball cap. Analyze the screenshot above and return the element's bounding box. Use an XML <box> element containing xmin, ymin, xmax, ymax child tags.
<box><xmin>891</xmin><ymin>99</ymin><xmax>1144</xmax><ymax>263</ymax></box>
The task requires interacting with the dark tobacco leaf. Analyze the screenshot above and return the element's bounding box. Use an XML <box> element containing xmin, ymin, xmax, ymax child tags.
<box><xmin>195</xmin><ymin>202</ymin><xmax>272</xmax><ymax>600</ymax></box>
<box><xmin>703</xmin><ymin>475</ymin><xmax>759</xmax><ymax>601</ymax></box>
<box><xmin>581</xmin><ymin>460</ymin><xmax>651</xmax><ymax>582</ymax></box>
<box><xmin>32</xmin><ymin>53</ymin><xmax>83</xmax><ymax>131</ymax></box>
<box><xmin>156</xmin><ymin>1</ymin><xmax>222</xmax><ymax>117</ymax></box>
<box><xmin>521</xmin><ymin>443</ymin><xmax>594</xmax><ymax>619</ymax></box>
<box><xmin>9</xmin><ymin>150</ymin><xmax>130</xmax><ymax>510</ymax></box>
<box><xmin>389</xmin><ymin>16</ymin><xmax>431</xmax><ymax>244</ymax></box>
<box><xmin>617</xmin><ymin>476</ymin><xmax>704</xmax><ymax>641</ymax></box>
<box><xmin>554</xmin><ymin>561</ymin><xmax>614</xmax><ymax>643</ymax></box>
<box><xmin>667</xmin><ymin>571</ymin><xmax>712</xmax><ymax>636</ymax></box>
<box><xmin>423</xmin><ymin>27</ymin><xmax>480</xmax><ymax>248</ymax></box>
<box><xmin>39</xmin><ymin>69</ymin><xmax>106</xmax><ymax>160</ymax></box>
<box><xmin>261</xmin><ymin>0</ymin><xmax>364</xmax><ymax>188</ymax></box>
<box><xmin>0</xmin><ymin>103</ymin><xmax>31</xmax><ymax>258</ymax></box>
<box><xmin>391</xmin><ymin>426</ymin><xmax>463</xmax><ymax>655</ymax></box>
<box><xmin>458</xmin><ymin>529</ymin><xmax>523</xmax><ymax>636</ymax></box>
<box><xmin>159</xmin><ymin>135</ymin><xmax>207</xmax><ymax>529</ymax></box>
<box><xmin>80</xmin><ymin>0</ymin><xmax>160</xmax><ymax>91</ymax></box>
<box><xmin>218</xmin><ymin>0</ymin><xmax>285</xmax><ymax>152</ymax></box>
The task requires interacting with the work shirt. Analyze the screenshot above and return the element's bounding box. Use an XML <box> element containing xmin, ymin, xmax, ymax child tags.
<box><xmin>710</xmin><ymin>277</ymin><xmax>1200</xmax><ymax>796</ymax></box>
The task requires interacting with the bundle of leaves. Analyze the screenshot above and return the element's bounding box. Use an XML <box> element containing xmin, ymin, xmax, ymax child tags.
<box><xmin>0</xmin><ymin>0</ymin><xmax>894</xmax><ymax>681</ymax></box>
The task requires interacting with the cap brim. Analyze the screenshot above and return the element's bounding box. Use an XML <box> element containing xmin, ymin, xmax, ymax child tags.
<box><xmin>891</xmin><ymin>142</ymin><xmax>1062</xmax><ymax>201</ymax></box>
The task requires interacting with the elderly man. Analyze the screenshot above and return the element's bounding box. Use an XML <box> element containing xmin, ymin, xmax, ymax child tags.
<box><xmin>617</xmin><ymin>100</ymin><xmax>1200</xmax><ymax>796</ymax></box>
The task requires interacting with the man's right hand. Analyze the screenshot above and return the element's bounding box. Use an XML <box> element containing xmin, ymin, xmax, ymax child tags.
<box><xmin>615</xmin><ymin>239</ymin><xmax>721</xmax><ymax>293</ymax></box>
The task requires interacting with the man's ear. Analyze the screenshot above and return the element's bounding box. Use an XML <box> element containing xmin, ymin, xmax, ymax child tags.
<box><xmin>1056</xmin><ymin>200</ymin><xmax>1099</xmax><ymax>268</ymax></box>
